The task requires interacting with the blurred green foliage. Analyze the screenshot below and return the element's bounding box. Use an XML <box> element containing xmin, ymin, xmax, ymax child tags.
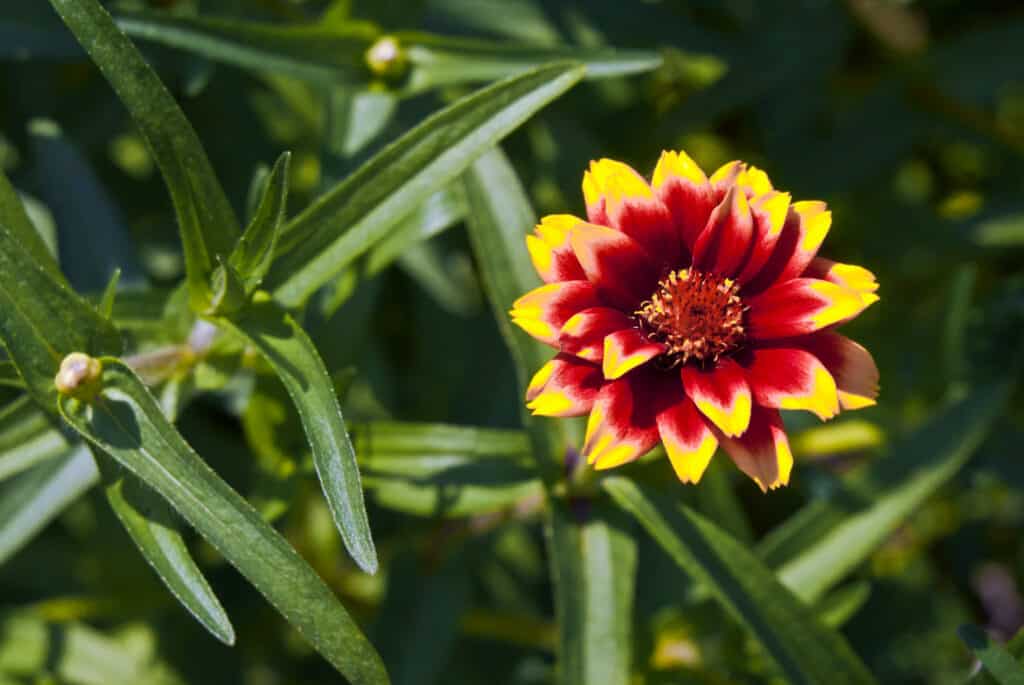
<box><xmin>1</xmin><ymin>0</ymin><xmax>1024</xmax><ymax>684</ymax></box>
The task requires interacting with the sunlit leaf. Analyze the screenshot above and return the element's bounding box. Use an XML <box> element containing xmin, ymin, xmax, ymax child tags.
<box><xmin>268</xmin><ymin>61</ymin><xmax>585</xmax><ymax>306</ymax></box>
<box><xmin>775</xmin><ymin>383</ymin><xmax>1012</xmax><ymax>603</ymax></box>
<box><xmin>547</xmin><ymin>500</ymin><xmax>636</xmax><ymax>685</ymax></box>
<box><xmin>226</xmin><ymin>151</ymin><xmax>291</xmax><ymax>297</ymax></box>
<box><xmin>960</xmin><ymin>624</ymin><xmax>1024</xmax><ymax>685</ymax></box>
<box><xmin>58</xmin><ymin>359</ymin><xmax>388</xmax><ymax>684</ymax></box>
<box><xmin>604</xmin><ymin>477</ymin><xmax>877</xmax><ymax>685</ymax></box>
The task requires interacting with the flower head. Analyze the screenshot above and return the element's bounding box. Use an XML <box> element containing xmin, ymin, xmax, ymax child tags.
<box><xmin>511</xmin><ymin>152</ymin><xmax>879</xmax><ymax>490</ymax></box>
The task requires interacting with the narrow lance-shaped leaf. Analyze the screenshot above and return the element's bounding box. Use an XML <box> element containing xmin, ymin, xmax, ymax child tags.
<box><xmin>775</xmin><ymin>383</ymin><xmax>1011</xmax><ymax>603</ymax></box>
<box><xmin>48</xmin><ymin>0</ymin><xmax>240</xmax><ymax>311</ymax></box>
<box><xmin>217</xmin><ymin>296</ymin><xmax>377</xmax><ymax>574</ymax></box>
<box><xmin>95</xmin><ymin>450</ymin><xmax>236</xmax><ymax>646</ymax></box>
<box><xmin>604</xmin><ymin>477</ymin><xmax>878</xmax><ymax>685</ymax></box>
<box><xmin>115</xmin><ymin>9</ymin><xmax>660</xmax><ymax>95</ymax></box>
<box><xmin>0</xmin><ymin>361</ymin><xmax>23</xmax><ymax>389</ymax></box>
<box><xmin>0</xmin><ymin>169</ymin><xmax>63</xmax><ymax>283</ymax></box>
<box><xmin>547</xmin><ymin>500</ymin><xmax>637</xmax><ymax>685</ymax></box>
<box><xmin>227</xmin><ymin>151</ymin><xmax>291</xmax><ymax>296</ymax></box>
<box><xmin>960</xmin><ymin>624</ymin><xmax>1024</xmax><ymax>685</ymax></box>
<box><xmin>58</xmin><ymin>359</ymin><xmax>388</xmax><ymax>684</ymax></box>
<box><xmin>267</xmin><ymin>61</ymin><xmax>586</xmax><ymax>306</ymax></box>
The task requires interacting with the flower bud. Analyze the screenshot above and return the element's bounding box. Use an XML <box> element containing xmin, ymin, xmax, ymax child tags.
<box><xmin>365</xmin><ymin>36</ymin><xmax>408</xmax><ymax>80</ymax></box>
<box><xmin>55</xmin><ymin>352</ymin><xmax>103</xmax><ymax>402</ymax></box>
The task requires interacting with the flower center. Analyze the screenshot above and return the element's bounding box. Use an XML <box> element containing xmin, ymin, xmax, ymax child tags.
<box><xmin>636</xmin><ymin>269</ymin><xmax>746</xmax><ymax>365</ymax></box>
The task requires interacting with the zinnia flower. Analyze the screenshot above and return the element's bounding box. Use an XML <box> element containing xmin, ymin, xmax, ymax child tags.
<box><xmin>511</xmin><ymin>152</ymin><xmax>879</xmax><ymax>490</ymax></box>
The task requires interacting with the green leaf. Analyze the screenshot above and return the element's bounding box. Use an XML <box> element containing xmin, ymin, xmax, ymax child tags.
<box><xmin>397</xmin><ymin>32</ymin><xmax>662</xmax><ymax>93</ymax></box>
<box><xmin>0</xmin><ymin>613</ymin><xmax>186</xmax><ymax>685</ymax></box>
<box><xmin>395</xmin><ymin>242</ymin><xmax>480</xmax><ymax>316</ymax></box>
<box><xmin>96</xmin><ymin>451</ymin><xmax>235</xmax><ymax>646</ymax></box>
<box><xmin>353</xmin><ymin>421</ymin><xmax>539</xmax><ymax>517</ymax></box>
<box><xmin>0</xmin><ymin>169</ymin><xmax>63</xmax><ymax>284</ymax></box>
<box><xmin>116</xmin><ymin>10</ymin><xmax>379</xmax><ymax>86</ymax></box>
<box><xmin>115</xmin><ymin>10</ymin><xmax>659</xmax><ymax>94</ymax></box>
<box><xmin>0</xmin><ymin>446</ymin><xmax>98</xmax><ymax>565</ymax></box>
<box><xmin>0</xmin><ymin>220</ymin><xmax>122</xmax><ymax>410</ymax></box>
<box><xmin>775</xmin><ymin>383</ymin><xmax>1012</xmax><ymax>603</ymax></box>
<box><xmin>217</xmin><ymin>297</ymin><xmax>377</xmax><ymax>574</ymax></box>
<box><xmin>0</xmin><ymin>361</ymin><xmax>23</xmax><ymax>389</ymax></box>
<box><xmin>960</xmin><ymin>625</ymin><xmax>1024</xmax><ymax>685</ymax></box>
<box><xmin>546</xmin><ymin>500</ymin><xmax>636</xmax><ymax>685</ymax></box>
<box><xmin>48</xmin><ymin>0</ymin><xmax>240</xmax><ymax>311</ymax></box>
<box><xmin>267</xmin><ymin>61</ymin><xmax>586</xmax><ymax>306</ymax></box>
<box><xmin>57</xmin><ymin>359</ymin><xmax>388</xmax><ymax>684</ymax></box>
<box><xmin>98</xmin><ymin>268</ymin><xmax>122</xmax><ymax>320</ymax></box>
<box><xmin>604</xmin><ymin>477</ymin><xmax>877</xmax><ymax>685</ymax></box>
<box><xmin>365</xmin><ymin>187</ymin><xmax>467</xmax><ymax>277</ymax></box>
<box><xmin>227</xmin><ymin>152</ymin><xmax>291</xmax><ymax>296</ymax></box>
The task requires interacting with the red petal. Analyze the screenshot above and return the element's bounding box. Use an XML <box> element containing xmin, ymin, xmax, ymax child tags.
<box><xmin>680</xmin><ymin>358</ymin><xmax>752</xmax><ymax>437</ymax></box>
<box><xmin>692</xmin><ymin>186</ymin><xmax>754</xmax><ymax>278</ymax></box>
<box><xmin>570</xmin><ymin>222</ymin><xmax>658</xmax><ymax>311</ymax></box>
<box><xmin>652</xmin><ymin>150</ymin><xmax>715</xmax><ymax>252</ymax></box>
<box><xmin>797</xmin><ymin>332</ymin><xmax>879</xmax><ymax>410</ymax></box>
<box><xmin>602</xmin><ymin>328</ymin><xmax>665</xmax><ymax>379</ymax></box>
<box><xmin>525</xmin><ymin>353</ymin><xmax>603</xmax><ymax>417</ymax></box>
<box><xmin>657</xmin><ymin>395</ymin><xmax>718</xmax><ymax>484</ymax></box>
<box><xmin>736</xmin><ymin>191</ymin><xmax>791</xmax><ymax>284</ymax></box>
<box><xmin>559</xmin><ymin>306</ymin><xmax>633</xmax><ymax>362</ymax></box>
<box><xmin>527</xmin><ymin>214</ymin><xmax>587</xmax><ymax>283</ymax></box>
<box><xmin>743</xmin><ymin>201</ymin><xmax>832</xmax><ymax>294</ymax></box>
<box><xmin>746</xmin><ymin>278</ymin><xmax>876</xmax><ymax>340</ymax></box>
<box><xmin>612</xmin><ymin>197</ymin><xmax>680</xmax><ymax>270</ymax></box>
<box><xmin>743</xmin><ymin>347</ymin><xmax>839</xmax><ymax>420</ymax></box>
<box><xmin>803</xmin><ymin>257</ymin><xmax>879</xmax><ymax>298</ymax></box>
<box><xmin>510</xmin><ymin>281</ymin><xmax>601</xmax><ymax>346</ymax></box>
<box><xmin>718</xmin><ymin>405</ymin><xmax>793</xmax><ymax>491</ymax></box>
<box><xmin>583</xmin><ymin>368</ymin><xmax>668</xmax><ymax>470</ymax></box>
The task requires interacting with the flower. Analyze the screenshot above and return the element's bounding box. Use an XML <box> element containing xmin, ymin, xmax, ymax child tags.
<box><xmin>511</xmin><ymin>152</ymin><xmax>879</xmax><ymax>490</ymax></box>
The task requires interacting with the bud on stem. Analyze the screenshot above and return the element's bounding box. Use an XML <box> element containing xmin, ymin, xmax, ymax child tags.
<box><xmin>55</xmin><ymin>352</ymin><xmax>103</xmax><ymax>402</ymax></box>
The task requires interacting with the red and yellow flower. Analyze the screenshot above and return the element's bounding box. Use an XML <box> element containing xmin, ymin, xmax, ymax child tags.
<box><xmin>511</xmin><ymin>152</ymin><xmax>879</xmax><ymax>490</ymax></box>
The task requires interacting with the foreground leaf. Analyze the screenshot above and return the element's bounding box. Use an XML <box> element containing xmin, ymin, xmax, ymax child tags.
<box><xmin>0</xmin><ymin>397</ymin><xmax>69</xmax><ymax>482</ymax></box>
<box><xmin>960</xmin><ymin>624</ymin><xmax>1024</xmax><ymax>685</ymax></box>
<box><xmin>97</xmin><ymin>452</ymin><xmax>235</xmax><ymax>646</ymax></box>
<box><xmin>0</xmin><ymin>169</ymin><xmax>63</xmax><ymax>284</ymax></box>
<box><xmin>268</xmin><ymin>61</ymin><xmax>585</xmax><ymax>306</ymax></box>
<box><xmin>227</xmin><ymin>152</ymin><xmax>291</xmax><ymax>297</ymax></box>
<box><xmin>776</xmin><ymin>383</ymin><xmax>1011</xmax><ymax>603</ymax></box>
<box><xmin>58</xmin><ymin>359</ymin><xmax>388</xmax><ymax>684</ymax></box>
<box><xmin>604</xmin><ymin>477</ymin><xmax>877</xmax><ymax>685</ymax></box>
<box><xmin>217</xmin><ymin>297</ymin><xmax>377</xmax><ymax>574</ymax></box>
<box><xmin>0</xmin><ymin>446</ymin><xmax>98</xmax><ymax>565</ymax></box>
<box><xmin>48</xmin><ymin>0</ymin><xmax>240</xmax><ymax>310</ymax></box>
<box><xmin>547</xmin><ymin>500</ymin><xmax>636</xmax><ymax>685</ymax></box>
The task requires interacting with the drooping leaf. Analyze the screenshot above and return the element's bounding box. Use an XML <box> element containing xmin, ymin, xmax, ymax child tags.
<box><xmin>96</xmin><ymin>451</ymin><xmax>235</xmax><ymax>646</ymax></box>
<box><xmin>227</xmin><ymin>151</ymin><xmax>291</xmax><ymax>296</ymax></box>
<box><xmin>217</xmin><ymin>297</ymin><xmax>377</xmax><ymax>574</ymax></box>
<box><xmin>267</xmin><ymin>62</ymin><xmax>585</xmax><ymax>306</ymax></box>
<box><xmin>604</xmin><ymin>477</ymin><xmax>878</xmax><ymax>685</ymax></box>
<box><xmin>775</xmin><ymin>383</ymin><xmax>1012</xmax><ymax>603</ymax></box>
<box><xmin>0</xmin><ymin>446</ymin><xmax>98</xmax><ymax>565</ymax></box>
<box><xmin>58</xmin><ymin>359</ymin><xmax>388</xmax><ymax>684</ymax></box>
<box><xmin>48</xmin><ymin>0</ymin><xmax>240</xmax><ymax>311</ymax></box>
<box><xmin>546</xmin><ymin>500</ymin><xmax>637</xmax><ymax>685</ymax></box>
<box><xmin>960</xmin><ymin>624</ymin><xmax>1024</xmax><ymax>685</ymax></box>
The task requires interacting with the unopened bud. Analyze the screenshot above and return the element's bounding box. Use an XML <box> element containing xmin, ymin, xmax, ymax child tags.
<box><xmin>55</xmin><ymin>352</ymin><xmax>103</xmax><ymax>402</ymax></box>
<box><xmin>365</xmin><ymin>36</ymin><xmax>407</xmax><ymax>79</ymax></box>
